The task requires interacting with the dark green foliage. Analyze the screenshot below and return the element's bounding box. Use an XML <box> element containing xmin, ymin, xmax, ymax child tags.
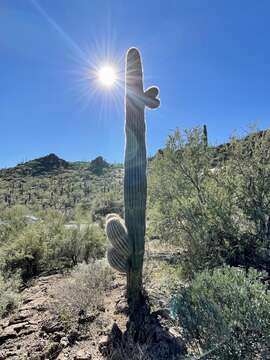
<box><xmin>171</xmin><ymin>267</ymin><xmax>270</xmax><ymax>359</ymax></box>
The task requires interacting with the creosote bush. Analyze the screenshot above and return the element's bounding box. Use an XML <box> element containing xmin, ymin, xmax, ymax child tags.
<box><xmin>171</xmin><ymin>267</ymin><xmax>270</xmax><ymax>359</ymax></box>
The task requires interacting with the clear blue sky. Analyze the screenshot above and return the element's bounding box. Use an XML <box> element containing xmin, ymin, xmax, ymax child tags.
<box><xmin>1</xmin><ymin>0</ymin><xmax>270</xmax><ymax>168</ymax></box>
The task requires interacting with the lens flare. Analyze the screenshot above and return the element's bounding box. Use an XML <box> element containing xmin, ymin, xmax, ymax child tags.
<box><xmin>98</xmin><ymin>66</ymin><xmax>117</xmax><ymax>87</ymax></box>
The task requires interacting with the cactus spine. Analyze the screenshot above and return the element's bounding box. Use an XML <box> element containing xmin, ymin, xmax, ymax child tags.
<box><xmin>106</xmin><ymin>48</ymin><xmax>160</xmax><ymax>309</ymax></box>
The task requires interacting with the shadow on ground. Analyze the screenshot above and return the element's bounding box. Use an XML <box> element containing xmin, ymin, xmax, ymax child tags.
<box><xmin>102</xmin><ymin>297</ymin><xmax>186</xmax><ymax>360</ymax></box>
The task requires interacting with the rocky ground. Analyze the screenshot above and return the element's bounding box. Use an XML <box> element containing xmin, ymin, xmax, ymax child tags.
<box><xmin>0</xmin><ymin>273</ymin><xmax>127</xmax><ymax>359</ymax></box>
<box><xmin>0</xmin><ymin>266</ymin><xmax>184</xmax><ymax>360</ymax></box>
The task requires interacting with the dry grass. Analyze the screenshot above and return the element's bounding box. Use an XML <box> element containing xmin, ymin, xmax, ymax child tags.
<box><xmin>53</xmin><ymin>261</ymin><xmax>113</xmax><ymax>323</ymax></box>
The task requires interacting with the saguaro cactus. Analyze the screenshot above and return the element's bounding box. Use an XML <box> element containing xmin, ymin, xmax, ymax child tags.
<box><xmin>106</xmin><ymin>48</ymin><xmax>160</xmax><ymax>309</ymax></box>
<box><xmin>203</xmin><ymin>124</ymin><xmax>208</xmax><ymax>148</ymax></box>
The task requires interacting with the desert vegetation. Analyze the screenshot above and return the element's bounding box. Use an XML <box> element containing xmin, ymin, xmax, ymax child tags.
<box><xmin>147</xmin><ymin>126</ymin><xmax>270</xmax><ymax>358</ymax></box>
<box><xmin>0</xmin><ymin>127</ymin><xmax>270</xmax><ymax>359</ymax></box>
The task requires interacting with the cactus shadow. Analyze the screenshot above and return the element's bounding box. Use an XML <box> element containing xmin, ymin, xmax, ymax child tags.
<box><xmin>104</xmin><ymin>296</ymin><xmax>186</xmax><ymax>360</ymax></box>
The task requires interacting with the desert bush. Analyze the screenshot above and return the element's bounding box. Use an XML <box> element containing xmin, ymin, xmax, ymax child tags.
<box><xmin>59</xmin><ymin>224</ymin><xmax>106</xmax><ymax>266</ymax></box>
<box><xmin>0</xmin><ymin>205</ymin><xmax>29</xmax><ymax>245</ymax></box>
<box><xmin>2</xmin><ymin>222</ymin><xmax>48</xmax><ymax>280</ymax></box>
<box><xmin>148</xmin><ymin>127</ymin><xmax>270</xmax><ymax>276</ymax></box>
<box><xmin>0</xmin><ymin>207</ymin><xmax>106</xmax><ymax>279</ymax></box>
<box><xmin>0</xmin><ymin>272</ymin><xmax>21</xmax><ymax>317</ymax></box>
<box><xmin>171</xmin><ymin>267</ymin><xmax>270</xmax><ymax>359</ymax></box>
<box><xmin>54</xmin><ymin>261</ymin><xmax>112</xmax><ymax>324</ymax></box>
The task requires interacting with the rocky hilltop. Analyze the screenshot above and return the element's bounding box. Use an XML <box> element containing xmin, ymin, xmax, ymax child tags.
<box><xmin>0</xmin><ymin>155</ymin><xmax>123</xmax><ymax>214</ymax></box>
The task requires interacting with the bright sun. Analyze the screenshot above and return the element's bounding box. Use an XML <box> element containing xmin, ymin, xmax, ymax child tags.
<box><xmin>98</xmin><ymin>65</ymin><xmax>117</xmax><ymax>87</ymax></box>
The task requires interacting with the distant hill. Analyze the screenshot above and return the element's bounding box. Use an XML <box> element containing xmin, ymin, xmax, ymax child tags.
<box><xmin>0</xmin><ymin>154</ymin><xmax>123</xmax><ymax>215</ymax></box>
<box><xmin>89</xmin><ymin>156</ymin><xmax>110</xmax><ymax>175</ymax></box>
<box><xmin>0</xmin><ymin>153</ymin><xmax>70</xmax><ymax>177</ymax></box>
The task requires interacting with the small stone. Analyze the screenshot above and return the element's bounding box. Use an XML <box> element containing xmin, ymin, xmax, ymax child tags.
<box><xmin>98</xmin><ymin>335</ymin><xmax>109</xmax><ymax>355</ymax></box>
<box><xmin>74</xmin><ymin>350</ymin><xmax>92</xmax><ymax>360</ymax></box>
<box><xmin>97</xmin><ymin>304</ymin><xmax>105</xmax><ymax>312</ymax></box>
<box><xmin>114</xmin><ymin>299</ymin><xmax>128</xmax><ymax>315</ymax></box>
<box><xmin>78</xmin><ymin>313</ymin><xmax>96</xmax><ymax>324</ymax></box>
<box><xmin>41</xmin><ymin>321</ymin><xmax>64</xmax><ymax>334</ymax></box>
<box><xmin>51</xmin><ymin>331</ymin><xmax>65</xmax><ymax>342</ymax></box>
<box><xmin>110</xmin><ymin>281</ymin><xmax>120</xmax><ymax>289</ymax></box>
<box><xmin>60</xmin><ymin>336</ymin><xmax>69</xmax><ymax>347</ymax></box>
<box><xmin>67</xmin><ymin>330</ymin><xmax>80</xmax><ymax>344</ymax></box>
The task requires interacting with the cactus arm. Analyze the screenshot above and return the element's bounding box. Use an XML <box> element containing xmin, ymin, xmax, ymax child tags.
<box><xmin>107</xmin><ymin>246</ymin><xmax>128</xmax><ymax>274</ymax></box>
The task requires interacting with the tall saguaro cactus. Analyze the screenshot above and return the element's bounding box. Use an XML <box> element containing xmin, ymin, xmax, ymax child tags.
<box><xmin>106</xmin><ymin>48</ymin><xmax>160</xmax><ymax>310</ymax></box>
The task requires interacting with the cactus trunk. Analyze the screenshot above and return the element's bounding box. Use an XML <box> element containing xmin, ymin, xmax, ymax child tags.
<box><xmin>106</xmin><ymin>47</ymin><xmax>160</xmax><ymax>312</ymax></box>
<box><xmin>124</xmin><ymin>50</ymin><xmax>147</xmax><ymax>306</ymax></box>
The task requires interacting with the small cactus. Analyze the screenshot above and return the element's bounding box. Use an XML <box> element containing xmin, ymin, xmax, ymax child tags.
<box><xmin>106</xmin><ymin>48</ymin><xmax>160</xmax><ymax>309</ymax></box>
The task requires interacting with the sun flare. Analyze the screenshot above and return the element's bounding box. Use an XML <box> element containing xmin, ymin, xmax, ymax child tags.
<box><xmin>98</xmin><ymin>65</ymin><xmax>117</xmax><ymax>87</ymax></box>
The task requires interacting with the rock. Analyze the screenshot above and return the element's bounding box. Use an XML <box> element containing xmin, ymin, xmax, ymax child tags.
<box><xmin>98</xmin><ymin>335</ymin><xmax>110</xmax><ymax>355</ymax></box>
<box><xmin>67</xmin><ymin>330</ymin><xmax>80</xmax><ymax>344</ymax></box>
<box><xmin>51</xmin><ymin>331</ymin><xmax>66</xmax><ymax>342</ymax></box>
<box><xmin>41</xmin><ymin>321</ymin><xmax>64</xmax><ymax>334</ymax></box>
<box><xmin>42</xmin><ymin>342</ymin><xmax>62</xmax><ymax>359</ymax></box>
<box><xmin>97</xmin><ymin>304</ymin><xmax>105</xmax><ymax>312</ymax></box>
<box><xmin>74</xmin><ymin>350</ymin><xmax>92</xmax><ymax>360</ymax></box>
<box><xmin>0</xmin><ymin>326</ymin><xmax>17</xmax><ymax>345</ymax></box>
<box><xmin>152</xmin><ymin>308</ymin><xmax>171</xmax><ymax>320</ymax></box>
<box><xmin>168</xmin><ymin>326</ymin><xmax>180</xmax><ymax>337</ymax></box>
<box><xmin>19</xmin><ymin>326</ymin><xmax>36</xmax><ymax>336</ymax></box>
<box><xmin>22</xmin><ymin>297</ymin><xmax>34</xmax><ymax>304</ymax></box>
<box><xmin>78</xmin><ymin>313</ymin><xmax>97</xmax><ymax>324</ymax></box>
<box><xmin>11</xmin><ymin>321</ymin><xmax>31</xmax><ymax>333</ymax></box>
<box><xmin>110</xmin><ymin>281</ymin><xmax>120</xmax><ymax>290</ymax></box>
<box><xmin>114</xmin><ymin>299</ymin><xmax>128</xmax><ymax>315</ymax></box>
<box><xmin>8</xmin><ymin>312</ymin><xmax>30</xmax><ymax>325</ymax></box>
<box><xmin>60</xmin><ymin>336</ymin><xmax>69</xmax><ymax>347</ymax></box>
<box><xmin>78</xmin><ymin>334</ymin><xmax>90</xmax><ymax>341</ymax></box>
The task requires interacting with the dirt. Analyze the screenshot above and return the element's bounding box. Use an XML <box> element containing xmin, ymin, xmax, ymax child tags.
<box><xmin>0</xmin><ymin>271</ymin><xmax>185</xmax><ymax>360</ymax></box>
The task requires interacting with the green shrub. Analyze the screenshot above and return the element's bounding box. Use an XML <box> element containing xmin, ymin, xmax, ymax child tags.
<box><xmin>0</xmin><ymin>206</ymin><xmax>29</xmax><ymax>245</ymax></box>
<box><xmin>148</xmin><ymin>127</ymin><xmax>270</xmax><ymax>277</ymax></box>
<box><xmin>0</xmin><ymin>272</ymin><xmax>21</xmax><ymax>317</ymax></box>
<box><xmin>59</xmin><ymin>224</ymin><xmax>106</xmax><ymax>266</ymax></box>
<box><xmin>171</xmin><ymin>267</ymin><xmax>270</xmax><ymax>359</ymax></box>
<box><xmin>2</xmin><ymin>223</ymin><xmax>47</xmax><ymax>280</ymax></box>
<box><xmin>0</xmin><ymin>209</ymin><xmax>106</xmax><ymax>280</ymax></box>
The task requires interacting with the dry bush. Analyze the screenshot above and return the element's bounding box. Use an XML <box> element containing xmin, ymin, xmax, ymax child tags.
<box><xmin>53</xmin><ymin>261</ymin><xmax>113</xmax><ymax>323</ymax></box>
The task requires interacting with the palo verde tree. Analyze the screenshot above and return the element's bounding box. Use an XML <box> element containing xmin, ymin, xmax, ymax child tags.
<box><xmin>105</xmin><ymin>48</ymin><xmax>160</xmax><ymax>311</ymax></box>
